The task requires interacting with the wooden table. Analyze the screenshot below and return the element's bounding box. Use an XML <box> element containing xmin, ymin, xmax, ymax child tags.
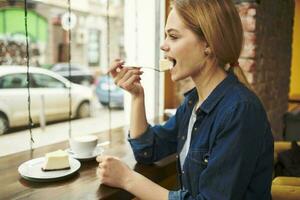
<box><xmin>0</xmin><ymin>127</ymin><xmax>178</xmax><ymax>200</ymax></box>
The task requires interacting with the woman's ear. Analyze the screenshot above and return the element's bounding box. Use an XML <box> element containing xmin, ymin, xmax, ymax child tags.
<box><xmin>204</xmin><ymin>43</ymin><xmax>211</xmax><ymax>56</ymax></box>
<box><xmin>204</xmin><ymin>47</ymin><xmax>211</xmax><ymax>56</ymax></box>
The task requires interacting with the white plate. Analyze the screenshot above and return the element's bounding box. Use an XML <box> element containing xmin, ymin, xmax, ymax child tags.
<box><xmin>18</xmin><ymin>157</ymin><xmax>81</xmax><ymax>182</ymax></box>
<box><xmin>66</xmin><ymin>145</ymin><xmax>103</xmax><ymax>161</ymax></box>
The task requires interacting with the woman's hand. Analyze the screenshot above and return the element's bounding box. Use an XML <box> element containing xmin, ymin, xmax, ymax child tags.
<box><xmin>108</xmin><ymin>58</ymin><xmax>144</xmax><ymax>97</ymax></box>
<box><xmin>96</xmin><ymin>155</ymin><xmax>134</xmax><ymax>189</ymax></box>
<box><xmin>97</xmin><ymin>155</ymin><xmax>169</xmax><ymax>200</ymax></box>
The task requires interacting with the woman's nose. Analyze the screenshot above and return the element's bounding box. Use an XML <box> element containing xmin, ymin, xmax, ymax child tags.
<box><xmin>160</xmin><ymin>43</ymin><xmax>169</xmax><ymax>51</ymax></box>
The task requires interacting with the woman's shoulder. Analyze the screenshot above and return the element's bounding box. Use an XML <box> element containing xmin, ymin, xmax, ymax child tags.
<box><xmin>222</xmin><ymin>82</ymin><xmax>266</xmax><ymax>115</ymax></box>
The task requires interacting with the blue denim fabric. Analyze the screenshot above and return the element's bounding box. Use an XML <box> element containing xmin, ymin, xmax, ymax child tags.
<box><xmin>128</xmin><ymin>73</ymin><xmax>274</xmax><ymax>200</ymax></box>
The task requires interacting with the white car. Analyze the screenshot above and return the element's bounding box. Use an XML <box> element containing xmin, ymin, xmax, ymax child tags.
<box><xmin>0</xmin><ymin>66</ymin><xmax>93</xmax><ymax>134</ymax></box>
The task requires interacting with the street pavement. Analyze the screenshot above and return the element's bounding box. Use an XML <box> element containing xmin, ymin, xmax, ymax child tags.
<box><xmin>0</xmin><ymin>106</ymin><xmax>125</xmax><ymax>157</ymax></box>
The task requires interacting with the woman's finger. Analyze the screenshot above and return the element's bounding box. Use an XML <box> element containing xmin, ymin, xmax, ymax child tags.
<box><xmin>97</xmin><ymin>169</ymin><xmax>107</xmax><ymax>184</ymax></box>
<box><xmin>97</xmin><ymin>155</ymin><xmax>111</xmax><ymax>163</ymax></box>
<box><xmin>117</xmin><ymin>69</ymin><xmax>143</xmax><ymax>87</ymax></box>
<box><xmin>108</xmin><ymin>59</ymin><xmax>125</xmax><ymax>77</ymax></box>
<box><xmin>121</xmin><ymin>75</ymin><xmax>141</xmax><ymax>91</ymax></box>
<box><xmin>96</xmin><ymin>155</ymin><xmax>104</xmax><ymax>163</ymax></box>
<box><xmin>121</xmin><ymin>69</ymin><xmax>143</xmax><ymax>81</ymax></box>
<box><xmin>98</xmin><ymin>162</ymin><xmax>108</xmax><ymax>170</ymax></box>
<box><xmin>114</xmin><ymin>67</ymin><xmax>129</xmax><ymax>85</ymax></box>
<box><xmin>97</xmin><ymin>167</ymin><xmax>103</xmax><ymax>177</ymax></box>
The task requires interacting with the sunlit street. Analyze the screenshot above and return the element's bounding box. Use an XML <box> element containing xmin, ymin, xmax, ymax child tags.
<box><xmin>0</xmin><ymin>104</ymin><xmax>125</xmax><ymax>156</ymax></box>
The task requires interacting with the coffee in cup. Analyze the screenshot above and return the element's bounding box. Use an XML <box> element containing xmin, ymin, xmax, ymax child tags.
<box><xmin>69</xmin><ymin>135</ymin><xmax>98</xmax><ymax>157</ymax></box>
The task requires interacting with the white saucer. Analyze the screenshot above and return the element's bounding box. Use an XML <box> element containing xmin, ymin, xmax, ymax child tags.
<box><xmin>66</xmin><ymin>145</ymin><xmax>103</xmax><ymax>161</ymax></box>
<box><xmin>18</xmin><ymin>157</ymin><xmax>81</xmax><ymax>182</ymax></box>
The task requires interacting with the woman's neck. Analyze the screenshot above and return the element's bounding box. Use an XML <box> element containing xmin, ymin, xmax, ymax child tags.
<box><xmin>191</xmin><ymin>61</ymin><xmax>227</xmax><ymax>108</ymax></box>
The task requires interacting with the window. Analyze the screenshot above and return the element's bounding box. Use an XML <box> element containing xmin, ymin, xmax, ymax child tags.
<box><xmin>0</xmin><ymin>73</ymin><xmax>28</xmax><ymax>89</ymax></box>
<box><xmin>32</xmin><ymin>73</ymin><xmax>65</xmax><ymax>88</ymax></box>
<box><xmin>0</xmin><ymin>0</ymin><xmax>143</xmax><ymax>157</ymax></box>
<box><xmin>88</xmin><ymin>30</ymin><xmax>100</xmax><ymax>66</ymax></box>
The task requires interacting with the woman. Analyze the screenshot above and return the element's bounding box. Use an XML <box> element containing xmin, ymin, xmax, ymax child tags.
<box><xmin>96</xmin><ymin>0</ymin><xmax>274</xmax><ymax>199</ymax></box>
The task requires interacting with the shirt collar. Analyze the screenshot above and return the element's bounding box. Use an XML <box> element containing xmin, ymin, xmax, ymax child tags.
<box><xmin>184</xmin><ymin>72</ymin><xmax>239</xmax><ymax>115</ymax></box>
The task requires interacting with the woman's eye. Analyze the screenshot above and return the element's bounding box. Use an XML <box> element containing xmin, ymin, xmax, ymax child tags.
<box><xmin>169</xmin><ymin>35</ymin><xmax>178</xmax><ymax>40</ymax></box>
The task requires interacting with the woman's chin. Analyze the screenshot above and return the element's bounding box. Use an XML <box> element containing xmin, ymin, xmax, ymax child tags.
<box><xmin>171</xmin><ymin>70</ymin><xmax>190</xmax><ymax>82</ymax></box>
<box><xmin>170</xmin><ymin>73</ymin><xmax>179</xmax><ymax>81</ymax></box>
<box><xmin>171</xmin><ymin>74</ymin><xmax>184</xmax><ymax>82</ymax></box>
<box><xmin>171</xmin><ymin>76</ymin><xmax>178</xmax><ymax>82</ymax></box>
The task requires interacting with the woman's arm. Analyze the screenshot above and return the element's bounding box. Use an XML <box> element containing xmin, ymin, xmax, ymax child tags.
<box><xmin>126</xmin><ymin>171</ymin><xmax>169</xmax><ymax>200</ymax></box>
<box><xmin>97</xmin><ymin>156</ymin><xmax>169</xmax><ymax>200</ymax></box>
<box><xmin>130</xmin><ymin>91</ymin><xmax>148</xmax><ymax>138</ymax></box>
<box><xmin>108</xmin><ymin>58</ymin><xmax>148</xmax><ymax>138</ymax></box>
<box><xmin>109</xmin><ymin>59</ymin><xmax>180</xmax><ymax>164</ymax></box>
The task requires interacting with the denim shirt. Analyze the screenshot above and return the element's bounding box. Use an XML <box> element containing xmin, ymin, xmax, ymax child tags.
<box><xmin>128</xmin><ymin>73</ymin><xmax>274</xmax><ymax>200</ymax></box>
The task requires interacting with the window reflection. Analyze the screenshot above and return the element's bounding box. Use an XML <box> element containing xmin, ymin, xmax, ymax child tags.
<box><xmin>0</xmin><ymin>74</ymin><xmax>28</xmax><ymax>89</ymax></box>
<box><xmin>0</xmin><ymin>0</ymin><xmax>125</xmax><ymax>156</ymax></box>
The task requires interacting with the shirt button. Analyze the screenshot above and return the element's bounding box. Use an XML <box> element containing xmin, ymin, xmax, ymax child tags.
<box><xmin>203</xmin><ymin>153</ymin><xmax>210</xmax><ymax>164</ymax></box>
<box><xmin>194</xmin><ymin>127</ymin><xmax>197</xmax><ymax>131</ymax></box>
<box><xmin>182</xmin><ymin>170</ymin><xmax>185</xmax><ymax>174</ymax></box>
<box><xmin>188</xmin><ymin>100</ymin><xmax>192</xmax><ymax>105</ymax></box>
<box><xmin>181</xmin><ymin>136</ymin><xmax>185</xmax><ymax>140</ymax></box>
<box><xmin>143</xmin><ymin>152</ymin><xmax>148</xmax><ymax>156</ymax></box>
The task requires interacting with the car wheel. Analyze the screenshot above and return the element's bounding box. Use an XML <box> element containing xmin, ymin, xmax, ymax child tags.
<box><xmin>0</xmin><ymin>115</ymin><xmax>9</xmax><ymax>135</ymax></box>
<box><xmin>76</xmin><ymin>102</ymin><xmax>91</xmax><ymax>118</ymax></box>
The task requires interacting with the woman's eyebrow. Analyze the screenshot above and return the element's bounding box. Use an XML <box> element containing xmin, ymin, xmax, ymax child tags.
<box><xmin>166</xmin><ymin>28</ymin><xmax>180</xmax><ymax>34</ymax></box>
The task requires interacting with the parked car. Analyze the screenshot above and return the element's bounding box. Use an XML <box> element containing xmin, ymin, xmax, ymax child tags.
<box><xmin>51</xmin><ymin>63</ymin><xmax>94</xmax><ymax>86</ymax></box>
<box><xmin>0</xmin><ymin>66</ymin><xmax>93</xmax><ymax>134</ymax></box>
<box><xmin>95</xmin><ymin>75</ymin><xmax>124</xmax><ymax>108</ymax></box>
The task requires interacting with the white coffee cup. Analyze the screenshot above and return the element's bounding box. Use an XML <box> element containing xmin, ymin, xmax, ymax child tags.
<box><xmin>69</xmin><ymin>135</ymin><xmax>98</xmax><ymax>157</ymax></box>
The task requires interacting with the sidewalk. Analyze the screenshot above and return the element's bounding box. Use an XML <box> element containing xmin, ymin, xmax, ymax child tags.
<box><xmin>0</xmin><ymin>108</ymin><xmax>126</xmax><ymax>157</ymax></box>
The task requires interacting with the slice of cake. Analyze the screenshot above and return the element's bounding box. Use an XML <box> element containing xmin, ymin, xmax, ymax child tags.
<box><xmin>42</xmin><ymin>150</ymin><xmax>70</xmax><ymax>171</ymax></box>
<box><xmin>159</xmin><ymin>59</ymin><xmax>173</xmax><ymax>71</ymax></box>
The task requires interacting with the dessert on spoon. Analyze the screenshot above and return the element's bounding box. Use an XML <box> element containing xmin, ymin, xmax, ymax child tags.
<box><xmin>122</xmin><ymin>59</ymin><xmax>173</xmax><ymax>72</ymax></box>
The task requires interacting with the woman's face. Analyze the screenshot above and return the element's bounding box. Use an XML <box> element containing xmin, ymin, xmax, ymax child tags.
<box><xmin>160</xmin><ymin>8</ymin><xmax>208</xmax><ymax>81</ymax></box>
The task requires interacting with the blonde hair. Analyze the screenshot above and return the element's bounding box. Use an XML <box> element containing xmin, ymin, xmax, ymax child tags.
<box><xmin>174</xmin><ymin>0</ymin><xmax>251</xmax><ymax>88</ymax></box>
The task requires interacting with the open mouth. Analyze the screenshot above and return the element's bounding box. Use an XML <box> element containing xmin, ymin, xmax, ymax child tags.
<box><xmin>166</xmin><ymin>57</ymin><xmax>176</xmax><ymax>69</ymax></box>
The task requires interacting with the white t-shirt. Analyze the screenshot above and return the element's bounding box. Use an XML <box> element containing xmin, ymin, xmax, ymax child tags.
<box><xmin>180</xmin><ymin>105</ymin><xmax>197</xmax><ymax>170</ymax></box>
